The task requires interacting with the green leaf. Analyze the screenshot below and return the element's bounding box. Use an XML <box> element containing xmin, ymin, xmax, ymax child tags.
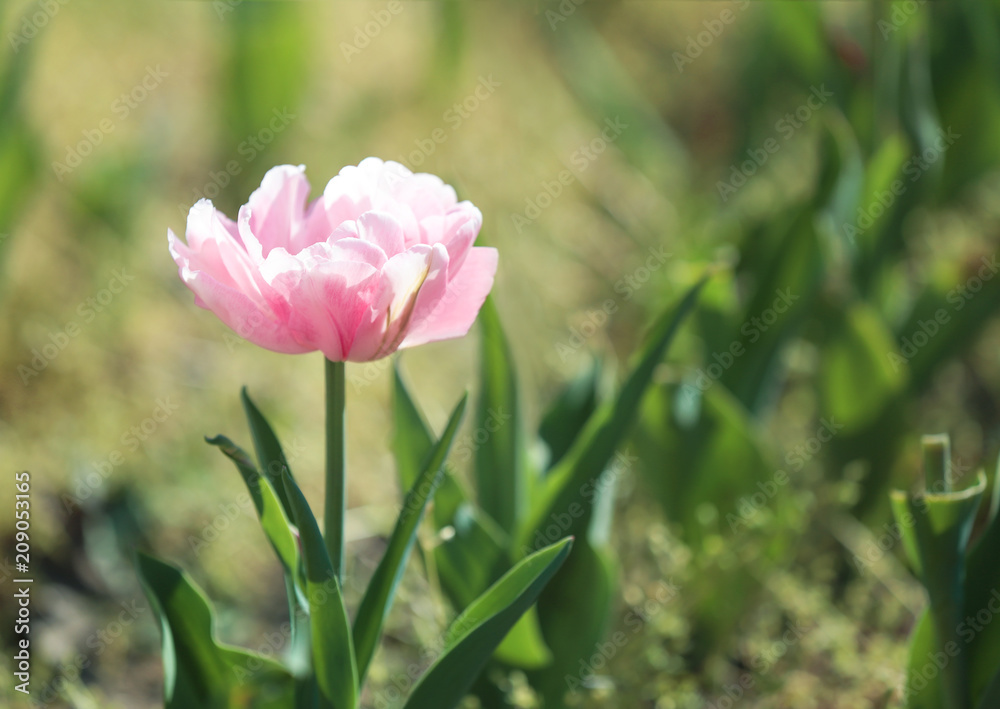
<box><xmin>977</xmin><ymin>664</ymin><xmax>1000</xmax><ymax>709</ymax></box>
<box><xmin>208</xmin><ymin>412</ymin><xmax>314</xmax><ymax>704</ymax></box>
<box><xmin>402</xmin><ymin>538</ymin><xmax>574</xmax><ymax>709</ymax></box>
<box><xmin>720</xmin><ymin>209</ymin><xmax>822</xmax><ymax>413</ymax></box>
<box><xmin>635</xmin><ymin>381</ymin><xmax>774</xmax><ymax>543</ymax></box>
<box><xmin>892</xmin><ymin>472</ymin><xmax>987</xmax><ymax>709</ymax></box>
<box><xmin>820</xmin><ymin>303</ymin><xmax>905</xmax><ymax>434</ymax></box>
<box><xmin>205</xmin><ymin>435</ymin><xmax>301</xmax><ymax>591</ymax></box>
<box><xmin>392</xmin><ymin>363</ymin><xmax>467</xmax><ymax>526</ymax></box>
<box><xmin>281</xmin><ymin>471</ymin><xmax>358</xmax><ymax>709</ymax></box>
<box><xmin>521</xmin><ymin>277</ymin><xmax>706</xmax><ymax>547</ymax></box>
<box><xmin>353</xmin><ymin>393</ymin><xmax>468</xmax><ymax>684</ymax></box>
<box><xmin>434</xmin><ymin>503</ymin><xmax>509</xmax><ymax>610</ymax></box>
<box><xmin>901</xmin><ymin>611</ymin><xmax>935</xmax><ymax>709</ymax></box>
<box><xmin>493</xmin><ymin>608</ymin><xmax>552</xmax><ymax>670</ymax></box>
<box><xmin>537</xmin><ymin>358</ymin><xmax>602</xmax><ymax>472</ymax></box>
<box><xmin>393</xmin><ymin>364</ymin><xmax>508</xmax><ymax>611</ymax></box>
<box><xmin>136</xmin><ymin>552</ymin><xmax>294</xmax><ymax>709</ymax></box>
<box><xmin>222</xmin><ymin>2</ymin><xmax>309</xmax><ymax>200</ymax></box>
<box><xmin>531</xmin><ymin>538</ymin><xmax>615</xmax><ymax>703</ymax></box>
<box><xmin>475</xmin><ymin>297</ymin><xmax>525</xmax><ymax>533</ymax></box>
<box><xmin>241</xmin><ymin>387</ymin><xmax>297</xmax><ymax>518</ymax></box>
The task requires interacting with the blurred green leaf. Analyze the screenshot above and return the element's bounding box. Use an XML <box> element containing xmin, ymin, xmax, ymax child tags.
<box><xmin>222</xmin><ymin>1</ymin><xmax>309</xmax><ymax>200</ymax></box>
<box><xmin>523</xmin><ymin>278</ymin><xmax>706</xmax><ymax>546</ymax></box>
<box><xmin>493</xmin><ymin>608</ymin><xmax>553</xmax><ymax>670</ymax></box>
<box><xmin>635</xmin><ymin>381</ymin><xmax>773</xmax><ymax>542</ymax></box>
<box><xmin>893</xmin><ymin>471</ymin><xmax>986</xmax><ymax>709</ymax></box>
<box><xmin>538</xmin><ymin>357</ymin><xmax>602</xmax><ymax>472</ymax></box>
<box><xmin>722</xmin><ymin>209</ymin><xmax>823</xmax><ymax>414</ymax></box>
<box><xmin>820</xmin><ymin>303</ymin><xmax>905</xmax><ymax>434</ymax></box>
<box><xmin>543</xmin><ymin>17</ymin><xmax>688</xmax><ymax>195</ymax></box>
<box><xmin>475</xmin><ymin>297</ymin><xmax>526</xmax><ymax>533</ymax></box>
<box><xmin>531</xmin><ymin>537</ymin><xmax>615</xmax><ymax>706</ymax></box>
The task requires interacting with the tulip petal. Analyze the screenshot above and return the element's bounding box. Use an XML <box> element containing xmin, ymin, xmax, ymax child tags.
<box><xmin>420</xmin><ymin>203</ymin><xmax>482</xmax><ymax>272</ymax></box>
<box><xmin>247</xmin><ymin>165</ymin><xmax>311</xmax><ymax>255</ymax></box>
<box><xmin>401</xmin><ymin>246</ymin><xmax>498</xmax><ymax>349</ymax></box>
<box><xmin>175</xmin><ymin>265</ymin><xmax>309</xmax><ymax>354</ymax></box>
<box><xmin>347</xmin><ymin>244</ymin><xmax>448</xmax><ymax>361</ymax></box>
<box><xmin>267</xmin><ymin>251</ymin><xmax>381</xmax><ymax>361</ymax></box>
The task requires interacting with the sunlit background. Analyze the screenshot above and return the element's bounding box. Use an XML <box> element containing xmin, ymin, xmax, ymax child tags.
<box><xmin>4</xmin><ymin>0</ymin><xmax>1000</xmax><ymax>707</ymax></box>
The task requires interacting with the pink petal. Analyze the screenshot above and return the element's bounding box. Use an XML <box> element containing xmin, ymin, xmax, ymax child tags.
<box><xmin>400</xmin><ymin>246</ymin><xmax>498</xmax><ymax>349</ymax></box>
<box><xmin>267</xmin><ymin>254</ymin><xmax>380</xmax><ymax>361</ymax></box>
<box><xmin>246</xmin><ymin>165</ymin><xmax>312</xmax><ymax>255</ymax></box>
<box><xmin>347</xmin><ymin>244</ymin><xmax>449</xmax><ymax>361</ymax></box>
<box><xmin>173</xmin><ymin>203</ymin><xmax>261</xmax><ymax>302</ymax></box>
<box><xmin>420</xmin><ymin>202</ymin><xmax>482</xmax><ymax>271</ymax></box>
<box><xmin>174</xmin><ymin>264</ymin><xmax>309</xmax><ymax>354</ymax></box>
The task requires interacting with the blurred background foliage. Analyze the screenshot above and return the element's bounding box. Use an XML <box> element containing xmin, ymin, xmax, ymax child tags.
<box><xmin>3</xmin><ymin>0</ymin><xmax>1000</xmax><ymax>707</ymax></box>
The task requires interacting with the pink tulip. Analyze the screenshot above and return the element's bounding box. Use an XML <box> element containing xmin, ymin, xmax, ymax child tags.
<box><xmin>169</xmin><ymin>159</ymin><xmax>498</xmax><ymax>361</ymax></box>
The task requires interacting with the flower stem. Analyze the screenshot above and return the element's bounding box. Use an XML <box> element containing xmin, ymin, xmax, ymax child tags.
<box><xmin>923</xmin><ymin>433</ymin><xmax>951</xmax><ymax>493</ymax></box>
<box><xmin>324</xmin><ymin>358</ymin><xmax>346</xmax><ymax>581</ymax></box>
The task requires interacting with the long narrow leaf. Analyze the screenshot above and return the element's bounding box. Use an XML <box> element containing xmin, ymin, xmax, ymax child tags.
<box><xmin>137</xmin><ymin>552</ymin><xmax>294</xmax><ymax>709</ymax></box>
<box><xmin>206</xmin><ymin>435</ymin><xmax>302</xmax><ymax>592</ymax></box>
<box><xmin>241</xmin><ymin>388</ymin><xmax>297</xmax><ymax>516</ymax></box>
<box><xmin>474</xmin><ymin>297</ymin><xmax>525</xmax><ymax>532</ymax></box>
<box><xmin>392</xmin><ymin>364</ymin><xmax>509</xmax><ymax>610</ymax></box>
<box><xmin>281</xmin><ymin>472</ymin><xmax>358</xmax><ymax>709</ymax></box>
<box><xmin>402</xmin><ymin>538</ymin><xmax>573</xmax><ymax>709</ymax></box>
<box><xmin>353</xmin><ymin>392</ymin><xmax>468</xmax><ymax>684</ymax></box>
<box><xmin>521</xmin><ymin>277</ymin><xmax>706</xmax><ymax>546</ymax></box>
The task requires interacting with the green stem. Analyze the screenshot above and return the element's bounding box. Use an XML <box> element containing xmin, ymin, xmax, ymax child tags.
<box><xmin>324</xmin><ymin>358</ymin><xmax>346</xmax><ymax>581</ymax></box>
<box><xmin>923</xmin><ymin>433</ymin><xmax>951</xmax><ymax>494</ymax></box>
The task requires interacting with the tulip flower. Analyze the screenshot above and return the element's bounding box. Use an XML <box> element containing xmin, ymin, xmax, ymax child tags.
<box><xmin>169</xmin><ymin>158</ymin><xmax>497</xmax><ymax>575</ymax></box>
<box><xmin>168</xmin><ymin>158</ymin><xmax>497</xmax><ymax>362</ymax></box>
